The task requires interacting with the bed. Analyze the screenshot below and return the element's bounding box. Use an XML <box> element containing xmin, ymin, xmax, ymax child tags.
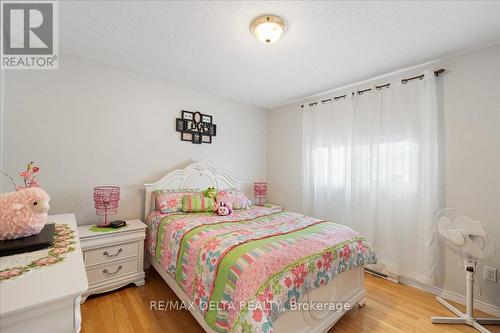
<box><xmin>144</xmin><ymin>161</ymin><xmax>376</xmax><ymax>333</ymax></box>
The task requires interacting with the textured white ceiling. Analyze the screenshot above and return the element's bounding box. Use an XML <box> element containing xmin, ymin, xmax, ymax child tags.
<box><xmin>60</xmin><ymin>1</ymin><xmax>500</xmax><ymax>109</ymax></box>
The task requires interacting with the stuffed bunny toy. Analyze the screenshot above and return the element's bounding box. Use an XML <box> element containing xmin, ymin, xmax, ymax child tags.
<box><xmin>215</xmin><ymin>201</ymin><xmax>233</xmax><ymax>216</ymax></box>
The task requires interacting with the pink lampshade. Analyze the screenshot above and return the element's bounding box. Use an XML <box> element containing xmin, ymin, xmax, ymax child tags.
<box><xmin>93</xmin><ymin>186</ymin><xmax>120</xmax><ymax>227</ymax></box>
<box><xmin>253</xmin><ymin>181</ymin><xmax>268</xmax><ymax>206</ymax></box>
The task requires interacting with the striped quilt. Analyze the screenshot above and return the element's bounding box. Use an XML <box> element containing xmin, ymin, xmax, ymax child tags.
<box><xmin>146</xmin><ymin>206</ymin><xmax>376</xmax><ymax>333</ymax></box>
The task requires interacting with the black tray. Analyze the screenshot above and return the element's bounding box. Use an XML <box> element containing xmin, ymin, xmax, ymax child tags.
<box><xmin>0</xmin><ymin>223</ymin><xmax>55</xmax><ymax>257</ymax></box>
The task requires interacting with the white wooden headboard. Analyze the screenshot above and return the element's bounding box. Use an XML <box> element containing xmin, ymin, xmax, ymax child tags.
<box><xmin>143</xmin><ymin>160</ymin><xmax>243</xmax><ymax>219</ymax></box>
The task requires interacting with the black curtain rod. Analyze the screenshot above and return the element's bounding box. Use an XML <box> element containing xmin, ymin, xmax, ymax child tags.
<box><xmin>301</xmin><ymin>68</ymin><xmax>445</xmax><ymax>108</ymax></box>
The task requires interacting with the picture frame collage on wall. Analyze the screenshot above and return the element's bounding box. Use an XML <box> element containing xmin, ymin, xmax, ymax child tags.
<box><xmin>176</xmin><ymin>110</ymin><xmax>217</xmax><ymax>144</ymax></box>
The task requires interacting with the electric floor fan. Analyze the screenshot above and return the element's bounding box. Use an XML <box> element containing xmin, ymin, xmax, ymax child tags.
<box><xmin>432</xmin><ymin>209</ymin><xmax>500</xmax><ymax>333</ymax></box>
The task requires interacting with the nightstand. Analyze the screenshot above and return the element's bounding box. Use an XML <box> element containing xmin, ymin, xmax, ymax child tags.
<box><xmin>78</xmin><ymin>219</ymin><xmax>146</xmax><ymax>303</ymax></box>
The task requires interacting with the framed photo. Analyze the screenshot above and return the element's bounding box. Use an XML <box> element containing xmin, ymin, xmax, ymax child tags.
<box><xmin>182</xmin><ymin>110</ymin><xmax>193</xmax><ymax>120</ymax></box>
<box><xmin>193</xmin><ymin>112</ymin><xmax>202</xmax><ymax>124</ymax></box>
<box><xmin>209</xmin><ymin>124</ymin><xmax>217</xmax><ymax>136</ymax></box>
<box><xmin>176</xmin><ymin>118</ymin><xmax>185</xmax><ymax>132</ymax></box>
<box><xmin>181</xmin><ymin>132</ymin><xmax>192</xmax><ymax>142</ymax></box>
<box><xmin>201</xmin><ymin>135</ymin><xmax>212</xmax><ymax>143</ymax></box>
<box><xmin>192</xmin><ymin>132</ymin><xmax>201</xmax><ymax>144</ymax></box>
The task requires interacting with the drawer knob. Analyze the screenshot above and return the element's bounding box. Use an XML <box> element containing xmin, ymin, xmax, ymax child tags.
<box><xmin>102</xmin><ymin>265</ymin><xmax>122</xmax><ymax>277</ymax></box>
<box><xmin>103</xmin><ymin>248</ymin><xmax>123</xmax><ymax>258</ymax></box>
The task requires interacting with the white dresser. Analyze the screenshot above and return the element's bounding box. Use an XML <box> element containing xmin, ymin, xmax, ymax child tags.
<box><xmin>0</xmin><ymin>214</ymin><xmax>88</xmax><ymax>333</ymax></box>
<box><xmin>78</xmin><ymin>219</ymin><xmax>146</xmax><ymax>302</ymax></box>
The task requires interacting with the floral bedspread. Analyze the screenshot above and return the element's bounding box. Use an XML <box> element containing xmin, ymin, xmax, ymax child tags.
<box><xmin>146</xmin><ymin>206</ymin><xmax>376</xmax><ymax>333</ymax></box>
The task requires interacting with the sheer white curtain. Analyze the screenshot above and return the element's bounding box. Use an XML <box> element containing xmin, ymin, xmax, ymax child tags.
<box><xmin>302</xmin><ymin>70</ymin><xmax>440</xmax><ymax>284</ymax></box>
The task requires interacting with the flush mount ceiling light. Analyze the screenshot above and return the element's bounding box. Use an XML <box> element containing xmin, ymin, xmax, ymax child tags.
<box><xmin>250</xmin><ymin>15</ymin><xmax>286</xmax><ymax>44</ymax></box>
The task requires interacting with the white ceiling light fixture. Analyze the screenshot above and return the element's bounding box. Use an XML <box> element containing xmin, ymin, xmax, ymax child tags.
<box><xmin>250</xmin><ymin>15</ymin><xmax>286</xmax><ymax>44</ymax></box>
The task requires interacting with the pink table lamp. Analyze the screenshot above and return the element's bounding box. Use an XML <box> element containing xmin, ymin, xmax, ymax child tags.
<box><xmin>253</xmin><ymin>181</ymin><xmax>268</xmax><ymax>206</ymax></box>
<box><xmin>93</xmin><ymin>186</ymin><xmax>120</xmax><ymax>227</ymax></box>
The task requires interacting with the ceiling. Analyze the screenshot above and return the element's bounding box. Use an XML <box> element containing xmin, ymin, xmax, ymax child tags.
<box><xmin>60</xmin><ymin>1</ymin><xmax>500</xmax><ymax>109</ymax></box>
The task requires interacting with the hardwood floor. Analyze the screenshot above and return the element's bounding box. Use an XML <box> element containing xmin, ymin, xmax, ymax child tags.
<box><xmin>81</xmin><ymin>269</ymin><xmax>499</xmax><ymax>333</ymax></box>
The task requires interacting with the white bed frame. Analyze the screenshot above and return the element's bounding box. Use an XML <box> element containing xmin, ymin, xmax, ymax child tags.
<box><xmin>144</xmin><ymin>160</ymin><xmax>366</xmax><ymax>333</ymax></box>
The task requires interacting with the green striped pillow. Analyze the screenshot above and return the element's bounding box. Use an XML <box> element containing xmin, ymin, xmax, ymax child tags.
<box><xmin>181</xmin><ymin>193</ymin><xmax>215</xmax><ymax>212</ymax></box>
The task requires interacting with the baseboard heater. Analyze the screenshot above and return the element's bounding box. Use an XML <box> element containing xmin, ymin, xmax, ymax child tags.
<box><xmin>364</xmin><ymin>267</ymin><xmax>399</xmax><ymax>283</ymax></box>
<box><xmin>364</xmin><ymin>267</ymin><xmax>388</xmax><ymax>278</ymax></box>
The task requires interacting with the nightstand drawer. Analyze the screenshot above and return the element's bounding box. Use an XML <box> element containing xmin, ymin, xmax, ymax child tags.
<box><xmin>86</xmin><ymin>259</ymin><xmax>138</xmax><ymax>285</ymax></box>
<box><xmin>84</xmin><ymin>242</ymin><xmax>138</xmax><ymax>267</ymax></box>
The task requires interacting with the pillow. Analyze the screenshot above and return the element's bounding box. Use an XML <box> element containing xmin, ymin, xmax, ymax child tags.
<box><xmin>154</xmin><ymin>189</ymin><xmax>199</xmax><ymax>213</ymax></box>
<box><xmin>216</xmin><ymin>189</ymin><xmax>251</xmax><ymax>210</ymax></box>
<box><xmin>181</xmin><ymin>193</ymin><xmax>215</xmax><ymax>212</ymax></box>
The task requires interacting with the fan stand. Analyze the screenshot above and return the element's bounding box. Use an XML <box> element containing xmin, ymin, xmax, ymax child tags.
<box><xmin>431</xmin><ymin>265</ymin><xmax>500</xmax><ymax>333</ymax></box>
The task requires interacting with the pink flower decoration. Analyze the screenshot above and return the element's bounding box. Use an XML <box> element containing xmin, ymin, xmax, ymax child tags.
<box><xmin>56</xmin><ymin>229</ymin><xmax>71</xmax><ymax>236</ymax></box>
<box><xmin>196</xmin><ymin>283</ymin><xmax>206</xmax><ymax>298</ymax></box>
<box><xmin>50</xmin><ymin>247</ymin><xmax>70</xmax><ymax>255</ymax></box>
<box><xmin>35</xmin><ymin>256</ymin><xmax>58</xmax><ymax>266</ymax></box>
<box><xmin>19</xmin><ymin>171</ymin><xmax>31</xmax><ymax>178</ymax></box>
<box><xmin>55</xmin><ymin>225</ymin><xmax>70</xmax><ymax>232</ymax></box>
<box><xmin>0</xmin><ymin>268</ymin><xmax>23</xmax><ymax>279</ymax></box>
<box><xmin>173</xmin><ymin>221</ymin><xmax>187</xmax><ymax>232</ymax></box>
<box><xmin>356</xmin><ymin>240</ymin><xmax>367</xmax><ymax>254</ymax></box>
<box><xmin>292</xmin><ymin>263</ymin><xmax>307</xmax><ymax>288</ymax></box>
<box><xmin>252</xmin><ymin>308</ymin><xmax>263</xmax><ymax>322</ymax></box>
<box><xmin>322</xmin><ymin>252</ymin><xmax>334</xmax><ymax>271</ymax></box>
<box><xmin>204</xmin><ymin>238</ymin><xmax>221</xmax><ymax>251</ymax></box>
<box><xmin>284</xmin><ymin>277</ymin><xmax>293</xmax><ymax>288</ymax></box>
<box><xmin>339</xmin><ymin>244</ymin><xmax>352</xmax><ymax>261</ymax></box>
<box><xmin>193</xmin><ymin>277</ymin><xmax>205</xmax><ymax>298</ymax></box>
<box><xmin>257</xmin><ymin>287</ymin><xmax>274</xmax><ymax>315</ymax></box>
<box><xmin>258</xmin><ymin>287</ymin><xmax>274</xmax><ymax>303</ymax></box>
<box><xmin>55</xmin><ymin>235</ymin><xmax>71</xmax><ymax>242</ymax></box>
<box><xmin>166</xmin><ymin>198</ymin><xmax>179</xmax><ymax>207</ymax></box>
<box><xmin>53</xmin><ymin>241</ymin><xmax>70</xmax><ymax>248</ymax></box>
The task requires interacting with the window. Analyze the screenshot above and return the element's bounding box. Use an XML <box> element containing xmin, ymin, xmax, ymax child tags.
<box><xmin>311</xmin><ymin>139</ymin><xmax>418</xmax><ymax>193</ymax></box>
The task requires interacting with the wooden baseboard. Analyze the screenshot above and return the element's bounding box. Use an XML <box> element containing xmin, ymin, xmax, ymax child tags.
<box><xmin>399</xmin><ymin>276</ymin><xmax>500</xmax><ymax>317</ymax></box>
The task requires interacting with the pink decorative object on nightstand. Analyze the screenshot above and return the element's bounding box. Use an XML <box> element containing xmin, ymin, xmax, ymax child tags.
<box><xmin>0</xmin><ymin>187</ymin><xmax>50</xmax><ymax>240</ymax></box>
<box><xmin>93</xmin><ymin>186</ymin><xmax>120</xmax><ymax>227</ymax></box>
<box><xmin>253</xmin><ymin>181</ymin><xmax>268</xmax><ymax>206</ymax></box>
<box><xmin>0</xmin><ymin>162</ymin><xmax>50</xmax><ymax>240</ymax></box>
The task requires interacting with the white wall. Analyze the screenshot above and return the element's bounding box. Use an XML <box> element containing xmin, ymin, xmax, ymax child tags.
<box><xmin>267</xmin><ymin>44</ymin><xmax>500</xmax><ymax>309</ymax></box>
<box><xmin>1</xmin><ymin>53</ymin><xmax>268</xmax><ymax>225</ymax></box>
